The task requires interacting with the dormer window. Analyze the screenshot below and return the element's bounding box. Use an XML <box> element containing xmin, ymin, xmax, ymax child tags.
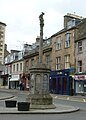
<box><xmin>67</xmin><ymin>19</ymin><xmax>75</xmax><ymax>29</ymax></box>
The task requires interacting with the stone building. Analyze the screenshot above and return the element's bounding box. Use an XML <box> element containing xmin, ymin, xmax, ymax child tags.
<box><xmin>2</xmin><ymin>13</ymin><xmax>86</xmax><ymax>95</ymax></box>
<box><xmin>47</xmin><ymin>13</ymin><xmax>84</xmax><ymax>95</ymax></box>
<box><xmin>23</xmin><ymin>37</ymin><xmax>52</xmax><ymax>87</ymax></box>
<box><xmin>75</xmin><ymin>19</ymin><xmax>86</xmax><ymax>73</ymax></box>
<box><xmin>50</xmin><ymin>13</ymin><xmax>83</xmax><ymax>71</ymax></box>
<box><xmin>74</xmin><ymin>18</ymin><xmax>86</xmax><ymax>94</ymax></box>
<box><xmin>4</xmin><ymin>44</ymin><xmax>10</xmax><ymax>58</ymax></box>
<box><xmin>23</xmin><ymin>13</ymin><xmax>85</xmax><ymax>94</ymax></box>
<box><xmin>0</xmin><ymin>22</ymin><xmax>6</xmax><ymax>86</ymax></box>
<box><xmin>2</xmin><ymin>50</ymin><xmax>22</xmax><ymax>89</ymax></box>
<box><xmin>23</xmin><ymin>13</ymin><xmax>85</xmax><ymax>75</ymax></box>
<box><xmin>9</xmin><ymin>51</ymin><xmax>24</xmax><ymax>89</ymax></box>
<box><xmin>0</xmin><ymin>22</ymin><xmax>6</xmax><ymax>64</ymax></box>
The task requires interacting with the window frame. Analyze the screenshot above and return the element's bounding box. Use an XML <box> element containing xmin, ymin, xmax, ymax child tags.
<box><xmin>13</xmin><ymin>64</ymin><xmax>15</xmax><ymax>72</ymax></box>
<box><xmin>77</xmin><ymin>60</ymin><xmax>82</xmax><ymax>72</ymax></box>
<box><xmin>56</xmin><ymin>37</ymin><xmax>61</xmax><ymax>50</ymax></box>
<box><xmin>16</xmin><ymin>64</ymin><xmax>19</xmax><ymax>72</ymax></box>
<box><xmin>31</xmin><ymin>58</ymin><xmax>34</xmax><ymax>66</ymax></box>
<box><xmin>20</xmin><ymin>63</ymin><xmax>22</xmax><ymax>71</ymax></box>
<box><xmin>25</xmin><ymin>60</ymin><xmax>28</xmax><ymax>71</ymax></box>
<box><xmin>65</xmin><ymin>33</ymin><xmax>71</xmax><ymax>48</ymax></box>
<box><xmin>64</xmin><ymin>55</ymin><xmax>70</xmax><ymax>69</ymax></box>
<box><xmin>56</xmin><ymin>56</ymin><xmax>61</xmax><ymax>70</ymax></box>
<box><xmin>78</xmin><ymin>41</ymin><xmax>82</xmax><ymax>53</ymax></box>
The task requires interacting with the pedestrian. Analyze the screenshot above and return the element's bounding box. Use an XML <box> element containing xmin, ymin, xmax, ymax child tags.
<box><xmin>19</xmin><ymin>82</ymin><xmax>22</xmax><ymax>90</ymax></box>
<box><xmin>22</xmin><ymin>83</ymin><xmax>24</xmax><ymax>90</ymax></box>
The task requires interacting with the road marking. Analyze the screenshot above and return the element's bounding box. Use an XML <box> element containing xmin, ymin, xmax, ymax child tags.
<box><xmin>53</xmin><ymin>96</ymin><xmax>86</xmax><ymax>103</ymax></box>
<box><xmin>83</xmin><ymin>99</ymin><xmax>86</xmax><ymax>102</ymax></box>
<box><xmin>55</xmin><ymin>96</ymin><xmax>58</xmax><ymax>99</ymax></box>
<box><xmin>67</xmin><ymin>97</ymin><xmax>69</xmax><ymax>100</ymax></box>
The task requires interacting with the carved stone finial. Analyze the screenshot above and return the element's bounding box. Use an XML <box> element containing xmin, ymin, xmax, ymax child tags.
<box><xmin>39</xmin><ymin>12</ymin><xmax>45</xmax><ymax>27</ymax></box>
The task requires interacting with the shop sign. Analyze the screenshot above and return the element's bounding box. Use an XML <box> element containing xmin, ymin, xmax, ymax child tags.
<box><xmin>74</xmin><ymin>75</ymin><xmax>86</xmax><ymax>80</ymax></box>
<box><xmin>57</xmin><ymin>71</ymin><xmax>63</xmax><ymax>75</ymax></box>
<box><xmin>12</xmin><ymin>74</ymin><xmax>19</xmax><ymax>79</ymax></box>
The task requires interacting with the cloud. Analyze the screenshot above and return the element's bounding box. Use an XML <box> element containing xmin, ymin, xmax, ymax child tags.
<box><xmin>0</xmin><ymin>0</ymin><xmax>86</xmax><ymax>51</ymax></box>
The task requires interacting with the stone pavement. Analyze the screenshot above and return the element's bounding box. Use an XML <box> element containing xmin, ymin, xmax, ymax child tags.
<box><xmin>0</xmin><ymin>88</ymin><xmax>80</xmax><ymax>114</ymax></box>
<box><xmin>0</xmin><ymin>104</ymin><xmax>79</xmax><ymax>114</ymax></box>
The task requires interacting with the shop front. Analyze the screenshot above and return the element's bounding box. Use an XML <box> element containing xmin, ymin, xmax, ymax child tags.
<box><xmin>74</xmin><ymin>74</ymin><xmax>86</xmax><ymax>95</ymax></box>
<box><xmin>49</xmin><ymin>69</ymin><xmax>74</xmax><ymax>95</ymax></box>
<box><xmin>9</xmin><ymin>75</ymin><xmax>20</xmax><ymax>89</ymax></box>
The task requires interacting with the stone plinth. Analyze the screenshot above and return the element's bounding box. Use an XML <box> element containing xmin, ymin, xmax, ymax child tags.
<box><xmin>26</xmin><ymin>94</ymin><xmax>55</xmax><ymax>109</ymax></box>
<box><xmin>26</xmin><ymin>64</ymin><xmax>56</xmax><ymax>109</ymax></box>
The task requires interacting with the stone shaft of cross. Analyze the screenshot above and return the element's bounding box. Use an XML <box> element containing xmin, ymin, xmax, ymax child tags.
<box><xmin>39</xmin><ymin>12</ymin><xmax>45</xmax><ymax>64</ymax></box>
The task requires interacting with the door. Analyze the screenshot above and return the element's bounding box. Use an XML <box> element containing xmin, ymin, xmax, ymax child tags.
<box><xmin>58</xmin><ymin>77</ymin><xmax>61</xmax><ymax>94</ymax></box>
<box><xmin>63</xmin><ymin>77</ymin><xmax>67</xmax><ymax>94</ymax></box>
<box><xmin>52</xmin><ymin>78</ymin><xmax>56</xmax><ymax>93</ymax></box>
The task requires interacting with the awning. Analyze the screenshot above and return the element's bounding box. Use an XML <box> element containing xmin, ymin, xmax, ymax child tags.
<box><xmin>10</xmin><ymin>78</ymin><xmax>19</xmax><ymax>81</ymax></box>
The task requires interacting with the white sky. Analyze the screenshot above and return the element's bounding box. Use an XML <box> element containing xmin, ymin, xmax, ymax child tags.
<box><xmin>0</xmin><ymin>0</ymin><xmax>86</xmax><ymax>52</ymax></box>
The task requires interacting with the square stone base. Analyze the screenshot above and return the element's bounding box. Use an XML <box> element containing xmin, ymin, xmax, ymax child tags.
<box><xmin>26</xmin><ymin>94</ymin><xmax>56</xmax><ymax>109</ymax></box>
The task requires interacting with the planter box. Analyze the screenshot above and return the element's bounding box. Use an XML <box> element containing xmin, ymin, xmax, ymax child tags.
<box><xmin>5</xmin><ymin>100</ymin><xmax>17</xmax><ymax>108</ymax></box>
<box><xmin>17</xmin><ymin>102</ymin><xmax>30</xmax><ymax>111</ymax></box>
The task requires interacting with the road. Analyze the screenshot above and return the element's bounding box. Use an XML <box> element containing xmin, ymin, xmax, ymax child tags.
<box><xmin>0</xmin><ymin>90</ymin><xmax>86</xmax><ymax>120</ymax></box>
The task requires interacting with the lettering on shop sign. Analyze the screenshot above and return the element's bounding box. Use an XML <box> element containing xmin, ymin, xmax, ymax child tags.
<box><xmin>74</xmin><ymin>75</ymin><xmax>86</xmax><ymax>80</ymax></box>
<box><xmin>57</xmin><ymin>72</ymin><xmax>62</xmax><ymax>75</ymax></box>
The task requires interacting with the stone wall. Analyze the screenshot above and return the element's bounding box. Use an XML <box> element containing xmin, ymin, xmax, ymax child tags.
<box><xmin>75</xmin><ymin>19</ymin><xmax>86</xmax><ymax>40</ymax></box>
<box><xmin>51</xmin><ymin>29</ymin><xmax>75</xmax><ymax>70</ymax></box>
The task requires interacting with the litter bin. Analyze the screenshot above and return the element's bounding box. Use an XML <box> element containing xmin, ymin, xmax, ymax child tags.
<box><xmin>5</xmin><ymin>100</ymin><xmax>17</xmax><ymax>107</ymax></box>
<box><xmin>17</xmin><ymin>102</ymin><xmax>30</xmax><ymax>111</ymax></box>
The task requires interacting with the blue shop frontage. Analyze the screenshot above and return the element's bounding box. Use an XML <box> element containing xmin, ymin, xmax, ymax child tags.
<box><xmin>49</xmin><ymin>69</ymin><xmax>75</xmax><ymax>95</ymax></box>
